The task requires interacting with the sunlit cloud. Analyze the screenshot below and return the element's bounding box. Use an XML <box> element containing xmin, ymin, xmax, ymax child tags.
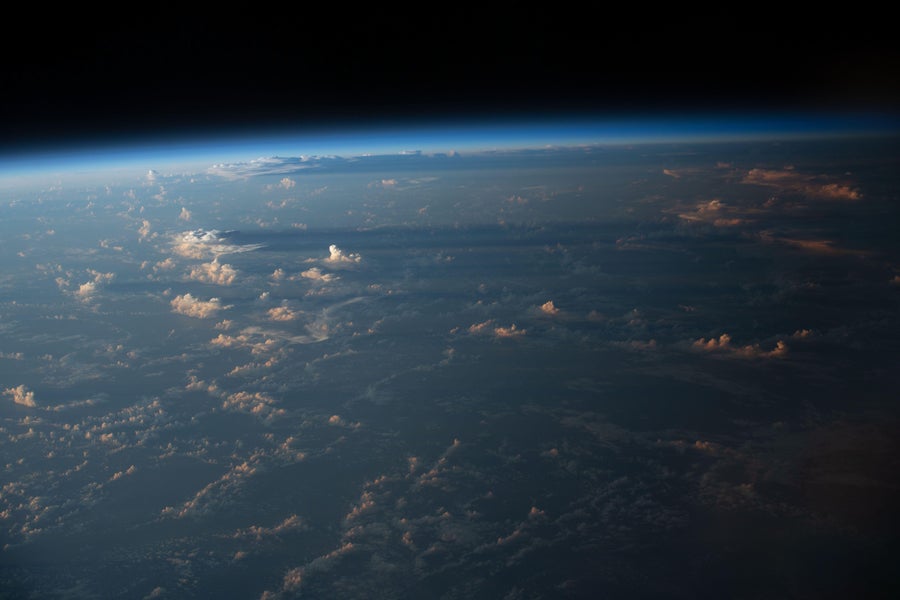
<box><xmin>323</xmin><ymin>244</ymin><xmax>361</xmax><ymax>265</ymax></box>
<box><xmin>4</xmin><ymin>384</ymin><xmax>36</xmax><ymax>407</ymax></box>
<box><xmin>222</xmin><ymin>390</ymin><xmax>285</xmax><ymax>421</ymax></box>
<box><xmin>692</xmin><ymin>333</ymin><xmax>788</xmax><ymax>358</ymax></box>
<box><xmin>231</xmin><ymin>514</ymin><xmax>306</xmax><ymax>542</ymax></box>
<box><xmin>538</xmin><ymin>300</ymin><xmax>560</xmax><ymax>315</ymax></box>
<box><xmin>138</xmin><ymin>219</ymin><xmax>153</xmax><ymax>240</ymax></box>
<box><xmin>172</xmin><ymin>228</ymin><xmax>265</xmax><ymax>259</ymax></box>
<box><xmin>757</xmin><ymin>231</ymin><xmax>868</xmax><ymax>256</ymax></box>
<box><xmin>170</xmin><ymin>293</ymin><xmax>230</xmax><ymax>318</ymax></box>
<box><xmin>300</xmin><ymin>267</ymin><xmax>337</xmax><ymax>282</ymax></box>
<box><xmin>494</xmin><ymin>324</ymin><xmax>526</xmax><ymax>338</ymax></box>
<box><xmin>188</xmin><ymin>259</ymin><xmax>238</xmax><ymax>285</ymax></box>
<box><xmin>741</xmin><ymin>168</ymin><xmax>862</xmax><ymax>200</ymax></box>
<box><xmin>268</xmin><ymin>305</ymin><xmax>300</xmax><ymax>322</ymax></box>
<box><xmin>676</xmin><ymin>199</ymin><xmax>750</xmax><ymax>227</ymax></box>
<box><xmin>70</xmin><ymin>270</ymin><xmax>115</xmax><ymax>302</ymax></box>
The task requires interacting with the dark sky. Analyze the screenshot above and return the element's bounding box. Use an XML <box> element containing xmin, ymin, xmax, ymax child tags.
<box><xmin>2</xmin><ymin>8</ymin><xmax>898</xmax><ymax>154</ymax></box>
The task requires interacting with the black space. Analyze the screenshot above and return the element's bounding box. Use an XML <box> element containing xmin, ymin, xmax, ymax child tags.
<box><xmin>2</xmin><ymin>9</ymin><xmax>898</xmax><ymax>154</ymax></box>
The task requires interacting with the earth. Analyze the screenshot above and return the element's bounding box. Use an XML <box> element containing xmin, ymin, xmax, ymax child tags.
<box><xmin>1</xmin><ymin>119</ymin><xmax>899</xmax><ymax>598</ymax></box>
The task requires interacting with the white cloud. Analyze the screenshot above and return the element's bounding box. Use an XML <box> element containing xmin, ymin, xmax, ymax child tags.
<box><xmin>170</xmin><ymin>293</ymin><xmax>229</xmax><ymax>318</ymax></box>
<box><xmin>300</xmin><ymin>267</ymin><xmax>337</xmax><ymax>282</ymax></box>
<box><xmin>206</xmin><ymin>156</ymin><xmax>324</xmax><ymax>179</ymax></box>
<box><xmin>188</xmin><ymin>260</ymin><xmax>238</xmax><ymax>285</ymax></box>
<box><xmin>172</xmin><ymin>229</ymin><xmax>264</xmax><ymax>259</ymax></box>
<box><xmin>73</xmin><ymin>281</ymin><xmax>100</xmax><ymax>301</ymax></box>
<box><xmin>4</xmin><ymin>384</ymin><xmax>36</xmax><ymax>407</ymax></box>
<box><xmin>323</xmin><ymin>244</ymin><xmax>361</xmax><ymax>265</ymax></box>
<box><xmin>71</xmin><ymin>270</ymin><xmax>115</xmax><ymax>302</ymax></box>
<box><xmin>179</xmin><ymin>207</ymin><xmax>192</xmax><ymax>221</ymax></box>
<box><xmin>138</xmin><ymin>219</ymin><xmax>153</xmax><ymax>240</ymax></box>
<box><xmin>268</xmin><ymin>305</ymin><xmax>300</xmax><ymax>321</ymax></box>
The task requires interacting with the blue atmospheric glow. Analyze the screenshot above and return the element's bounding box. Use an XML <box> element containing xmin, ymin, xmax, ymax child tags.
<box><xmin>1</xmin><ymin>110</ymin><xmax>897</xmax><ymax>179</ymax></box>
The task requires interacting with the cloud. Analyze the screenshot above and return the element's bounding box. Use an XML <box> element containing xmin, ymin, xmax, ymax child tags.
<box><xmin>231</xmin><ymin>514</ymin><xmax>306</xmax><ymax>542</ymax></box>
<box><xmin>71</xmin><ymin>270</ymin><xmax>115</xmax><ymax>302</ymax></box>
<box><xmin>741</xmin><ymin>168</ymin><xmax>862</xmax><ymax>200</ymax></box>
<box><xmin>222</xmin><ymin>391</ymin><xmax>285</xmax><ymax>421</ymax></box>
<box><xmin>210</xmin><ymin>331</ymin><xmax>280</xmax><ymax>355</ymax></box>
<box><xmin>323</xmin><ymin>244</ymin><xmax>361</xmax><ymax>265</ymax></box>
<box><xmin>138</xmin><ymin>219</ymin><xmax>153</xmax><ymax>240</ymax></box>
<box><xmin>4</xmin><ymin>384</ymin><xmax>36</xmax><ymax>407</ymax></box>
<box><xmin>73</xmin><ymin>281</ymin><xmax>100</xmax><ymax>301</ymax></box>
<box><xmin>179</xmin><ymin>207</ymin><xmax>192</xmax><ymax>221</ymax></box>
<box><xmin>206</xmin><ymin>156</ymin><xmax>326</xmax><ymax>179</ymax></box>
<box><xmin>188</xmin><ymin>260</ymin><xmax>238</xmax><ymax>285</ymax></box>
<box><xmin>300</xmin><ymin>267</ymin><xmax>337</xmax><ymax>282</ymax></box>
<box><xmin>466</xmin><ymin>320</ymin><xmax>494</xmax><ymax>334</ymax></box>
<box><xmin>170</xmin><ymin>293</ymin><xmax>230</xmax><ymax>318</ymax></box>
<box><xmin>493</xmin><ymin>324</ymin><xmax>526</xmax><ymax>338</ymax></box>
<box><xmin>755</xmin><ymin>231</ymin><xmax>868</xmax><ymax>256</ymax></box>
<box><xmin>268</xmin><ymin>305</ymin><xmax>300</xmax><ymax>321</ymax></box>
<box><xmin>692</xmin><ymin>333</ymin><xmax>788</xmax><ymax>358</ymax></box>
<box><xmin>676</xmin><ymin>199</ymin><xmax>750</xmax><ymax>227</ymax></box>
<box><xmin>539</xmin><ymin>300</ymin><xmax>559</xmax><ymax>315</ymax></box>
<box><xmin>172</xmin><ymin>229</ymin><xmax>265</xmax><ymax>259</ymax></box>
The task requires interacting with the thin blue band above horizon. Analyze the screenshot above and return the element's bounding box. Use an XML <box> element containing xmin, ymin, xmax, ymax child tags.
<box><xmin>1</xmin><ymin>111</ymin><xmax>897</xmax><ymax>176</ymax></box>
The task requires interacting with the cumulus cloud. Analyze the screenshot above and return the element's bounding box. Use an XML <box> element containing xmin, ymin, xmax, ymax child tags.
<box><xmin>458</xmin><ymin>320</ymin><xmax>526</xmax><ymax>339</ymax></box>
<box><xmin>741</xmin><ymin>168</ymin><xmax>862</xmax><ymax>200</ymax></box>
<box><xmin>170</xmin><ymin>293</ymin><xmax>230</xmax><ymax>318</ymax></box>
<box><xmin>179</xmin><ymin>207</ymin><xmax>192</xmax><ymax>221</ymax></box>
<box><xmin>188</xmin><ymin>259</ymin><xmax>238</xmax><ymax>285</ymax></box>
<box><xmin>300</xmin><ymin>267</ymin><xmax>337</xmax><ymax>282</ymax></box>
<box><xmin>138</xmin><ymin>219</ymin><xmax>153</xmax><ymax>240</ymax></box>
<box><xmin>692</xmin><ymin>333</ymin><xmax>788</xmax><ymax>358</ymax></box>
<box><xmin>268</xmin><ymin>305</ymin><xmax>300</xmax><ymax>321</ymax></box>
<box><xmin>73</xmin><ymin>281</ymin><xmax>100</xmax><ymax>301</ymax></box>
<box><xmin>493</xmin><ymin>324</ymin><xmax>526</xmax><ymax>338</ymax></box>
<box><xmin>4</xmin><ymin>384</ymin><xmax>36</xmax><ymax>407</ymax></box>
<box><xmin>222</xmin><ymin>390</ymin><xmax>285</xmax><ymax>421</ymax></box>
<box><xmin>71</xmin><ymin>270</ymin><xmax>115</xmax><ymax>302</ymax></box>
<box><xmin>676</xmin><ymin>199</ymin><xmax>750</xmax><ymax>227</ymax></box>
<box><xmin>466</xmin><ymin>320</ymin><xmax>494</xmax><ymax>334</ymax></box>
<box><xmin>231</xmin><ymin>514</ymin><xmax>306</xmax><ymax>542</ymax></box>
<box><xmin>323</xmin><ymin>244</ymin><xmax>361</xmax><ymax>265</ymax></box>
<box><xmin>539</xmin><ymin>300</ymin><xmax>559</xmax><ymax>315</ymax></box>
